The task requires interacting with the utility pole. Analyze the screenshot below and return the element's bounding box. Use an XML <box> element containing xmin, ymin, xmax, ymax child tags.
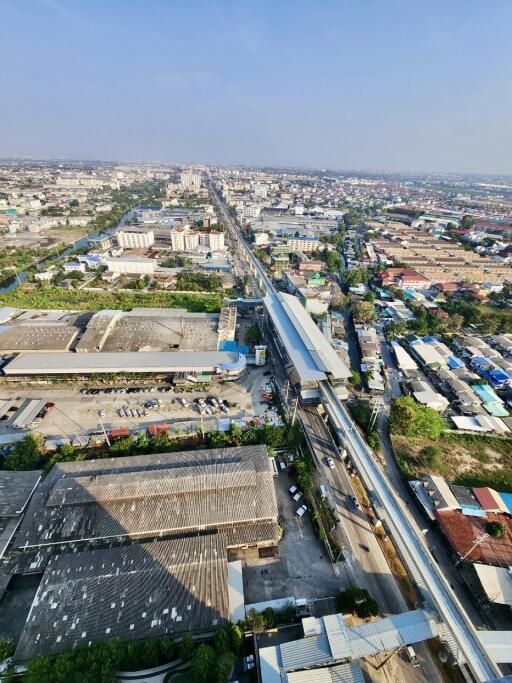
<box><xmin>99</xmin><ymin>415</ymin><xmax>111</xmax><ymax>447</ymax></box>
<box><xmin>291</xmin><ymin>397</ymin><xmax>299</xmax><ymax>427</ymax></box>
<box><xmin>368</xmin><ymin>398</ymin><xmax>383</xmax><ymax>431</ymax></box>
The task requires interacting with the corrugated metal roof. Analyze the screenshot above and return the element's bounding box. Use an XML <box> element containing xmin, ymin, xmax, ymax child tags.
<box><xmin>15</xmin><ymin>445</ymin><xmax>278</xmax><ymax>548</ymax></box>
<box><xmin>264</xmin><ymin>294</ymin><xmax>326</xmax><ymax>383</ymax></box>
<box><xmin>323</xmin><ymin>613</ymin><xmax>351</xmax><ymax>660</ymax></box>
<box><xmin>473</xmin><ymin>487</ymin><xmax>508</xmax><ymax>513</ymax></box>
<box><xmin>287</xmin><ymin>663</ymin><xmax>365</xmax><ymax>683</ymax></box>
<box><xmin>259</xmin><ymin>645</ymin><xmax>283</xmax><ymax>683</ymax></box>
<box><xmin>280</xmin><ymin>633</ymin><xmax>332</xmax><ymax>671</ymax></box>
<box><xmin>278</xmin><ymin>293</ymin><xmax>351</xmax><ymax>380</ymax></box>
<box><xmin>4</xmin><ymin>350</ymin><xmax>243</xmax><ymax>375</ymax></box>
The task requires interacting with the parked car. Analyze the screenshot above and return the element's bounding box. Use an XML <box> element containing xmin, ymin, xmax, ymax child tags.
<box><xmin>350</xmin><ymin>495</ymin><xmax>360</xmax><ymax>509</ymax></box>
<box><xmin>326</xmin><ymin>457</ymin><xmax>335</xmax><ymax>469</ymax></box>
<box><xmin>288</xmin><ymin>485</ymin><xmax>298</xmax><ymax>495</ymax></box>
<box><xmin>295</xmin><ymin>505</ymin><xmax>307</xmax><ymax>518</ymax></box>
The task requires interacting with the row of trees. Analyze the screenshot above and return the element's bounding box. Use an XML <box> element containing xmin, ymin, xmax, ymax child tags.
<box><xmin>2</xmin><ymin>422</ymin><xmax>304</xmax><ymax>472</ymax></box>
<box><xmin>21</xmin><ymin>623</ymin><xmax>242</xmax><ymax>683</ymax></box>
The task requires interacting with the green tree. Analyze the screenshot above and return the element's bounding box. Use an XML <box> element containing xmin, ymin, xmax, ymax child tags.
<box><xmin>207</xmin><ymin>430</ymin><xmax>231</xmax><ymax>448</ymax></box>
<box><xmin>349</xmin><ymin>370</ymin><xmax>362</xmax><ymax>388</ymax></box>
<box><xmin>190</xmin><ymin>644</ymin><xmax>215</xmax><ymax>683</ymax></box>
<box><xmin>213</xmin><ymin>626</ymin><xmax>231</xmax><ymax>655</ymax></box>
<box><xmin>246</xmin><ymin>324</ymin><xmax>261</xmax><ymax>342</ymax></box>
<box><xmin>226</xmin><ymin>621</ymin><xmax>243</xmax><ymax>653</ymax></box>
<box><xmin>244</xmin><ymin>608</ymin><xmax>266</xmax><ymax>632</ymax></box>
<box><xmin>4</xmin><ymin>434</ymin><xmax>43</xmax><ymax>470</ymax></box>
<box><xmin>159</xmin><ymin>637</ymin><xmax>175</xmax><ymax>662</ymax></box>
<box><xmin>25</xmin><ymin>655</ymin><xmax>54</xmax><ymax>682</ymax></box>
<box><xmin>385</xmin><ymin>321</ymin><xmax>408</xmax><ymax>340</ymax></box>
<box><xmin>351</xmin><ymin>300</ymin><xmax>375</xmax><ymax>323</ymax></box>
<box><xmin>336</xmin><ymin>587</ymin><xmax>379</xmax><ymax>618</ymax></box>
<box><xmin>0</xmin><ymin>637</ymin><xmax>15</xmax><ymax>661</ymax></box>
<box><xmin>486</xmin><ymin>521</ymin><xmax>506</xmax><ymax>539</ymax></box>
<box><xmin>461</xmin><ymin>214</ymin><xmax>475</xmax><ymax>229</ymax></box>
<box><xmin>296</xmin><ymin>457</ymin><xmax>313</xmax><ymax>492</ymax></box>
<box><xmin>262</xmin><ymin>607</ymin><xmax>277</xmax><ymax>628</ymax></box>
<box><xmin>326</xmin><ymin>250</ymin><xmax>341</xmax><ymax>273</ymax></box>
<box><xmin>179</xmin><ymin>634</ymin><xmax>196</xmax><ymax>661</ymax></box>
<box><xmin>389</xmin><ymin>397</ymin><xmax>444</xmax><ymax>441</ymax></box>
<box><xmin>214</xmin><ymin>652</ymin><xmax>235</xmax><ymax>683</ymax></box>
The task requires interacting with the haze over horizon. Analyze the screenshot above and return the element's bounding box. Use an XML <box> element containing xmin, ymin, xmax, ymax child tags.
<box><xmin>1</xmin><ymin>0</ymin><xmax>511</xmax><ymax>175</ymax></box>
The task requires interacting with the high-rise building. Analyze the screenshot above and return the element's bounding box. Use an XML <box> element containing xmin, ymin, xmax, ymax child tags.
<box><xmin>184</xmin><ymin>230</ymin><xmax>200</xmax><ymax>251</ymax></box>
<box><xmin>116</xmin><ymin>228</ymin><xmax>155</xmax><ymax>250</ymax></box>
<box><xmin>180</xmin><ymin>171</ymin><xmax>202</xmax><ymax>192</ymax></box>
<box><xmin>170</xmin><ymin>228</ymin><xmax>186</xmax><ymax>252</ymax></box>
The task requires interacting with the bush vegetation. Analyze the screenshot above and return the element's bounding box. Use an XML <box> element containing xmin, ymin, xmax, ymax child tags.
<box><xmin>347</xmin><ymin>402</ymin><xmax>380</xmax><ymax>451</ymax></box>
<box><xmin>0</xmin><ymin>288</ymin><xmax>223</xmax><ymax>313</ymax></box>
<box><xmin>335</xmin><ymin>587</ymin><xmax>379</xmax><ymax>618</ymax></box>
<box><xmin>389</xmin><ymin>396</ymin><xmax>444</xmax><ymax>441</ymax></box>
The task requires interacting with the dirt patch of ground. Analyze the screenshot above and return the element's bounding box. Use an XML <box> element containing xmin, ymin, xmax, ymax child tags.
<box><xmin>392</xmin><ymin>432</ymin><xmax>512</xmax><ymax>490</ymax></box>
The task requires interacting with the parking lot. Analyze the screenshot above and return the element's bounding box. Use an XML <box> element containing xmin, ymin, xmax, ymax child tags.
<box><xmin>0</xmin><ymin>365</ymin><xmax>279</xmax><ymax>442</ymax></box>
<box><xmin>239</xmin><ymin>467</ymin><xmax>344</xmax><ymax>607</ymax></box>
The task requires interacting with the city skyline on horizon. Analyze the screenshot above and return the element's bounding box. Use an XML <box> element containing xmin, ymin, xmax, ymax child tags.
<box><xmin>1</xmin><ymin>1</ymin><xmax>512</xmax><ymax>175</ymax></box>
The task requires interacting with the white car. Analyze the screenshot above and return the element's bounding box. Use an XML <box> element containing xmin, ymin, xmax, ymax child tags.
<box><xmin>295</xmin><ymin>505</ymin><xmax>308</xmax><ymax>518</ymax></box>
<box><xmin>326</xmin><ymin>457</ymin><xmax>335</xmax><ymax>469</ymax></box>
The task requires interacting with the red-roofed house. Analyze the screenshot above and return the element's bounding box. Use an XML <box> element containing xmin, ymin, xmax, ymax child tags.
<box><xmin>435</xmin><ymin>282</ymin><xmax>459</xmax><ymax>294</ymax></box>
<box><xmin>437</xmin><ymin>509</ymin><xmax>512</xmax><ymax>567</ymax></box>
<box><xmin>378</xmin><ymin>268</ymin><xmax>431</xmax><ymax>290</ymax></box>
<box><xmin>473</xmin><ymin>488</ymin><xmax>508</xmax><ymax>514</ymax></box>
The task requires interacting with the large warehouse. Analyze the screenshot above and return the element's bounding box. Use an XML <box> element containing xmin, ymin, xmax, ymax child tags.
<box><xmin>15</xmin><ymin>445</ymin><xmax>279</xmax><ymax>549</ymax></box>
<box><xmin>0</xmin><ymin>306</ymin><xmax>242</xmax><ymax>381</ymax></box>
<box><xmin>15</xmin><ymin>535</ymin><xmax>236</xmax><ymax>660</ymax></box>
<box><xmin>3</xmin><ymin>350</ymin><xmax>246</xmax><ymax>380</ymax></box>
<box><xmin>13</xmin><ymin>445</ymin><xmax>279</xmax><ymax>660</ymax></box>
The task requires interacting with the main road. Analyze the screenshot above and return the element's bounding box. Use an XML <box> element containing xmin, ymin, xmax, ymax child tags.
<box><xmin>209</xmin><ymin>180</ymin><xmax>501</xmax><ymax>682</ymax></box>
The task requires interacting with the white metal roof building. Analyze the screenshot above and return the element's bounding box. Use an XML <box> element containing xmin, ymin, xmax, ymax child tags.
<box><xmin>259</xmin><ymin>609</ymin><xmax>439</xmax><ymax>682</ymax></box>
<box><xmin>474</xmin><ymin>564</ymin><xmax>512</xmax><ymax>607</ymax></box>
<box><xmin>391</xmin><ymin>341</ymin><xmax>418</xmax><ymax>372</ymax></box>
<box><xmin>264</xmin><ymin>292</ymin><xmax>351</xmax><ymax>390</ymax></box>
<box><xmin>3</xmin><ymin>350</ymin><xmax>246</xmax><ymax>378</ymax></box>
<box><xmin>287</xmin><ymin>662</ymin><xmax>364</xmax><ymax>683</ymax></box>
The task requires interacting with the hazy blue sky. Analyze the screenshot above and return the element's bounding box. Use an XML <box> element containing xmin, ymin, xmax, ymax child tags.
<box><xmin>1</xmin><ymin>0</ymin><xmax>511</xmax><ymax>173</ymax></box>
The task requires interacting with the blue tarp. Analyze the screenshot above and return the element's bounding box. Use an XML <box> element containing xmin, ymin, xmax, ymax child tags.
<box><xmin>219</xmin><ymin>340</ymin><xmax>249</xmax><ymax>354</ymax></box>
<box><xmin>471</xmin><ymin>356</ymin><xmax>491</xmax><ymax>368</ymax></box>
<box><xmin>481</xmin><ymin>368</ymin><xmax>510</xmax><ymax>386</ymax></box>
<box><xmin>498</xmin><ymin>492</ymin><xmax>512</xmax><ymax>515</ymax></box>
<box><xmin>471</xmin><ymin>384</ymin><xmax>503</xmax><ymax>405</ymax></box>
<box><xmin>461</xmin><ymin>506</ymin><xmax>487</xmax><ymax>518</ymax></box>
<box><xmin>422</xmin><ymin>336</ymin><xmax>437</xmax><ymax>344</ymax></box>
<box><xmin>448</xmin><ymin>356</ymin><xmax>465</xmax><ymax>369</ymax></box>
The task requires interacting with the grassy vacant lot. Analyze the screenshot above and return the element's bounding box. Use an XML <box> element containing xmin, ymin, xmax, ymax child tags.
<box><xmin>392</xmin><ymin>432</ymin><xmax>512</xmax><ymax>491</ymax></box>
<box><xmin>0</xmin><ymin>287</ymin><xmax>223</xmax><ymax>313</ymax></box>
